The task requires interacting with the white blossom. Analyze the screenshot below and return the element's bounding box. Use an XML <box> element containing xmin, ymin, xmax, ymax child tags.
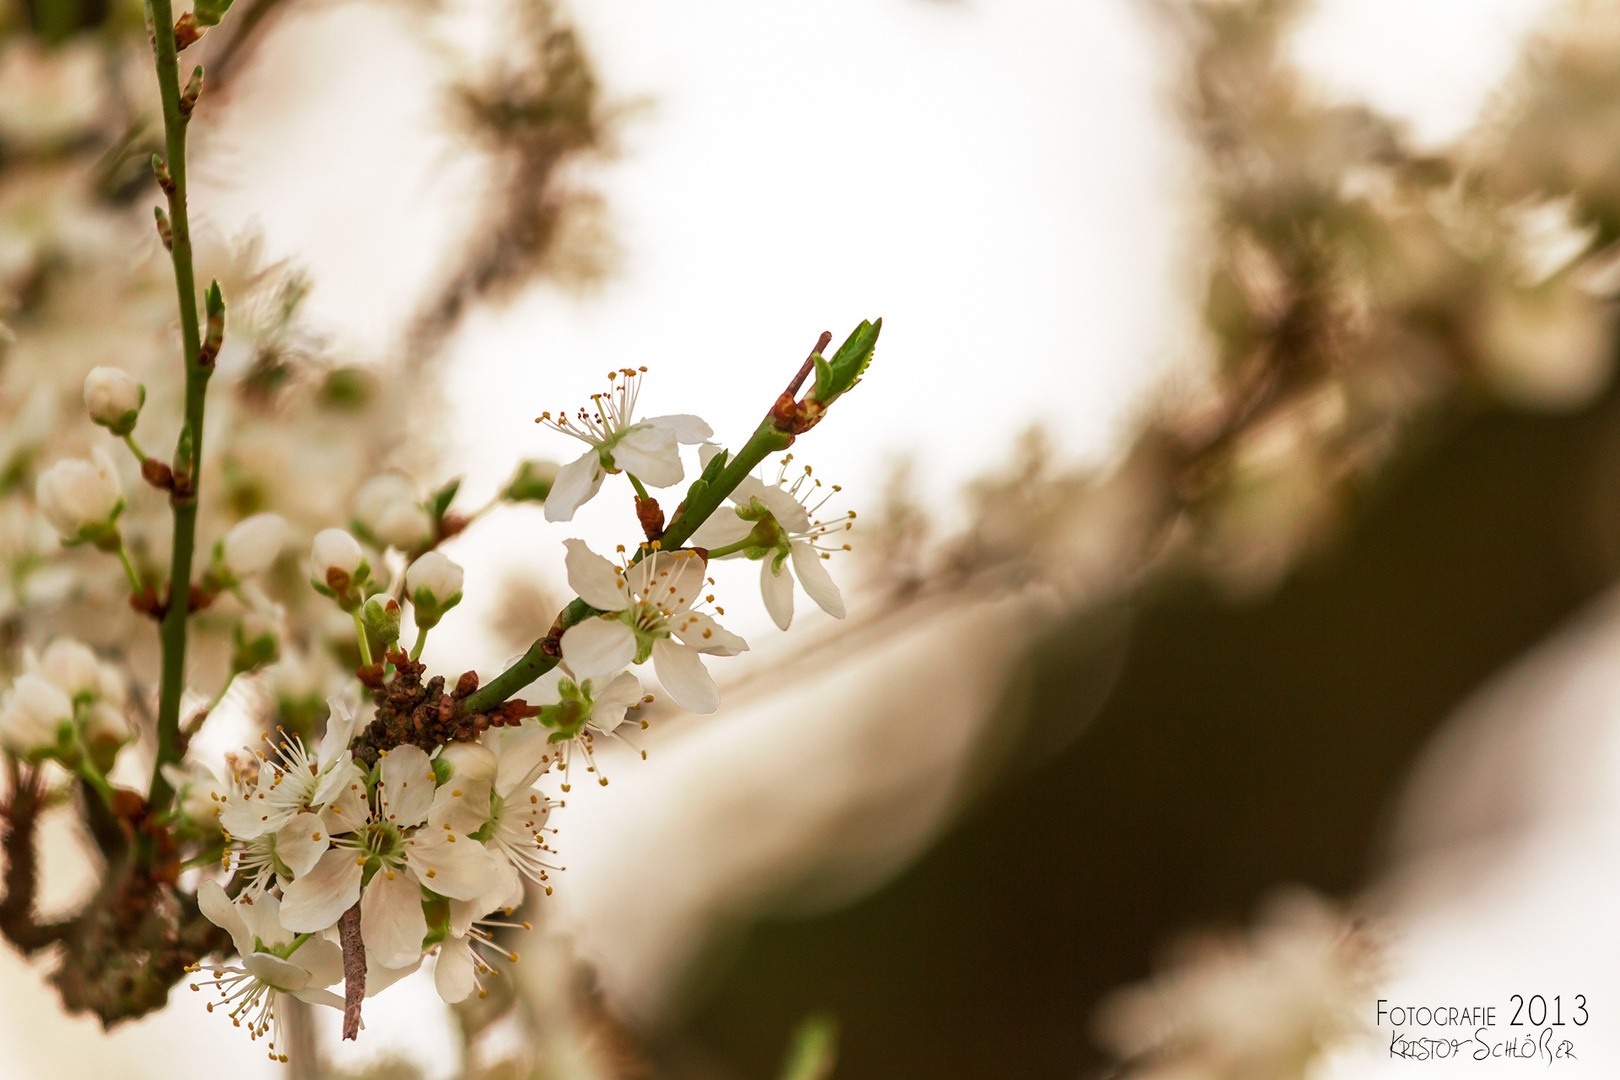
<box><xmin>531</xmin><ymin>666</ymin><xmax>648</xmax><ymax>789</ymax></box>
<box><xmin>222</xmin><ymin>513</ymin><xmax>291</xmax><ymax>579</ymax></box>
<box><xmin>30</xmin><ymin>637</ymin><xmax>123</xmax><ymax>704</ymax></box>
<box><xmin>193</xmin><ymin>881</ymin><xmax>345</xmax><ymax>1062</ymax></box>
<box><xmin>429</xmin><ymin>730</ymin><xmax>560</xmax><ymax>883</ymax></box>
<box><xmin>0</xmin><ymin>672</ymin><xmax>72</xmax><ymax>753</ymax></box>
<box><xmin>35</xmin><ymin>447</ymin><xmax>124</xmax><ymax>544</ymax></box>
<box><xmin>354</xmin><ymin>474</ymin><xmax>434</xmax><ymax>551</ymax></box>
<box><xmin>160</xmin><ymin>761</ymin><xmax>233</xmax><ymax>831</ymax></box>
<box><xmin>537</xmin><ymin>368</ymin><xmax>712</xmax><ymax>521</ymax></box>
<box><xmin>278</xmin><ymin>744</ymin><xmax>505</xmax><ymax>969</ymax></box>
<box><xmin>219</xmin><ymin>695</ymin><xmax>362</xmax><ymax>841</ymax></box>
<box><xmin>689</xmin><ymin>449</ymin><xmax>852</xmax><ymax>630</ymax></box>
<box><xmin>558</xmin><ymin>541</ymin><xmax>746</xmax><ymax>713</ymax></box>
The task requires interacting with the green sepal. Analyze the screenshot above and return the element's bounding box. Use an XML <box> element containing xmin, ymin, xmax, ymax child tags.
<box><xmin>429</xmin><ymin>477</ymin><xmax>461</xmax><ymax>519</ymax></box>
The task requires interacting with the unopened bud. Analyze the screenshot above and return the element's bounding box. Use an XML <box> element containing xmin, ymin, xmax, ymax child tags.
<box><xmin>361</xmin><ymin>595</ymin><xmax>402</xmax><ymax>650</ymax></box>
<box><xmin>152</xmin><ymin>154</ymin><xmax>173</xmax><ymax>194</ymax></box>
<box><xmin>179</xmin><ymin>66</ymin><xmax>204</xmax><ymax>118</ymax></box>
<box><xmin>310</xmin><ymin>528</ymin><xmax>370</xmax><ymax>608</ymax></box>
<box><xmin>405</xmin><ymin>551</ymin><xmax>463</xmax><ymax>630</ymax></box>
<box><xmin>36</xmin><ymin>449</ymin><xmax>125</xmax><ymax>547</ymax></box>
<box><xmin>154</xmin><ymin>205</ymin><xmax>172</xmax><ymax>250</ymax></box>
<box><xmin>173</xmin><ymin>11</ymin><xmax>204</xmax><ymax>50</ymax></box>
<box><xmin>199</xmin><ymin>280</ymin><xmax>224</xmax><ymax>367</ymax></box>
<box><xmin>83</xmin><ymin>367</ymin><xmax>145</xmax><ymax>435</ymax></box>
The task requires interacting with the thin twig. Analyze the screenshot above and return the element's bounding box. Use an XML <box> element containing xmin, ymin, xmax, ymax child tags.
<box><xmin>339</xmin><ymin>902</ymin><xmax>365</xmax><ymax>1039</ymax></box>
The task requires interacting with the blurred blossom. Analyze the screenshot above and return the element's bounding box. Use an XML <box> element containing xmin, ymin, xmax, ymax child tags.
<box><xmin>1092</xmin><ymin>890</ymin><xmax>1380</xmax><ymax>1080</ymax></box>
<box><xmin>0</xmin><ymin>37</ymin><xmax>106</xmax><ymax>151</ymax></box>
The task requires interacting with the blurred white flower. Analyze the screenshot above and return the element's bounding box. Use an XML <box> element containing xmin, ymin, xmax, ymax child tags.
<box><xmin>161</xmin><ymin>760</ymin><xmax>232</xmax><ymax>831</ymax></box>
<box><xmin>221</xmin><ymin>512</ymin><xmax>290</xmax><ymax>579</ymax></box>
<box><xmin>0</xmin><ymin>672</ymin><xmax>73</xmax><ymax>753</ymax></box>
<box><xmin>30</xmin><ymin>636</ymin><xmax>122</xmax><ymax>704</ymax></box>
<box><xmin>558</xmin><ymin>541</ymin><xmax>745</xmax><ymax>714</ymax></box>
<box><xmin>537</xmin><ymin>368</ymin><xmax>712</xmax><ymax>521</ymax></box>
<box><xmin>1092</xmin><ymin>890</ymin><xmax>1380</xmax><ymax>1080</ymax></box>
<box><xmin>35</xmin><ymin>447</ymin><xmax>123</xmax><ymax>544</ymax></box>
<box><xmin>82</xmin><ymin>365</ymin><xmax>144</xmax><ymax>434</ymax></box>
<box><xmin>354</xmin><ymin>474</ymin><xmax>433</xmax><ymax>550</ymax></box>
<box><xmin>0</xmin><ymin>38</ymin><xmax>107</xmax><ymax>151</ymax></box>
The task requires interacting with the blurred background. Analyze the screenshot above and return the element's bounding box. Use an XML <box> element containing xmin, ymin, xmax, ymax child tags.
<box><xmin>3</xmin><ymin>0</ymin><xmax>1620</xmax><ymax>1076</ymax></box>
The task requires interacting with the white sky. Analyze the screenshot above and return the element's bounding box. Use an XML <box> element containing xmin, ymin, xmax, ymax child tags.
<box><xmin>0</xmin><ymin>1</ymin><xmax>1578</xmax><ymax>1077</ymax></box>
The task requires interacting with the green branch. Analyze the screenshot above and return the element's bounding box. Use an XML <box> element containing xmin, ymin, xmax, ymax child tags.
<box><xmin>461</xmin><ymin>321</ymin><xmax>877</xmax><ymax>714</ymax></box>
<box><xmin>146</xmin><ymin>3</ymin><xmax>215</xmax><ymax>814</ymax></box>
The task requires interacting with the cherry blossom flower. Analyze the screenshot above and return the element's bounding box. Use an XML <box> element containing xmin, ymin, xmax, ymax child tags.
<box><xmin>193</xmin><ymin>882</ymin><xmax>345</xmax><ymax>1061</ymax></box>
<box><xmin>278</xmin><ymin>743</ymin><xmax>505</xmax><ymax>969</ymax></box>
<box><xmin>557</xmin><ymin>541</ymin><xmax>746</xmax><ymax>713</ymax></box>
<box><xmin>0</xmin><ymin>673</ymin><xmax>71</xmax><ymax>754</ymax></box>
<box><xmin>431</xmin><ymin>730</ymin><xmax>561</xmax><ymax>882</ymax></box>
<box><xmin>529</xmin><ymin>667</ymin><xmax>649</xmax><ymax>789</ymax></box>
<box><xmin>536</xmin><ymin>368</ymin><xmax>712</xmax><ymax>522</ymax></box>
<box><xmin>432</xmin><ymin>907</ymin><xmax>530</xmax><ymax>1004</ymax></box>
<box><xmin>218</xmin><ymin>695</ymin><xmax>362</xmax><ymax>841</ymax></box>
<box><xmin>35</xmin><ymin>448</ymin><xmax>123</xmax><ymax>546</ymax></box>
<box><xmin>689</xmin><ymin>449</ymin><xmax>852</xmax><ymax>630</ymax></box>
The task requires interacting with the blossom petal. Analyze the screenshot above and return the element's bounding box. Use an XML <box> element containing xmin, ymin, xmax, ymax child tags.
<box><xmin>290</xmin><ymin>987</ymin><xmax>347</xmax><ymax>1011</ymax></box>
<box><xmin>560</xmin><ymin>618</ymin><xmax>636</xmax><ymax>684</ymax></box>
<box><xmin>543</xmin><ymin>451</ymin><xmax>604</xmax><ymax>522</ymax></box>
<box><xmin>241</xmin><ymin>890</ymin><xmax>295</xmax><ymax>949</ymax></box>
<box><xmin>791</xmin><ymin>542</ymin><xmax>845</xmax><ymax>619</ymax></box>
<box><xmin>320</xmin><ymin>774</ymin><xmax>369</xmax><ymax>836</ymax></box>
<box><xmin>197</xmin><ymin>880</ymin><xmax>255</xmax><ymax>956</ymax></box>
<box><xmin>405</xmin><ymin>830</ymin><xmax>503</xmax><ymax>901</ymax></box>
<box><xmin>612</xmin><ymin>425</ymin><xmax>683</xmax><ymax>487</ymax></box>
<box><xmin>244</xmin><ymin>952</ymin><xmax>311</xmax><ymax>992</ymax></box>
<box><xmin>434</xmin><ymin>937</ymin><xmax>476</xmax><ymax>1003</ymax></box>
<box><xmin>279</xmin><ymin>847</ymin><xmax>364</xmax><ymax>933</ymax></box>
<box><xmin>589</xmin><ymin>671</ymin><xmax>644</xmax><ymax>732</ymax></box>
<box><xmin>688</xmin><ymin>509</ymin><xmax>752</xmax><ymax>551</ymax></box>
<box><xmin>312</xmin><ymin>756</ymin><xmax>360</xmax><ymax>809</ymax></box>
<box><xmin>760</xmin><ymin>558</ymin><xmax>795</xmax><ymax>630</ymax></box>
<box><xmin>448</xmin><ymin>848</ymin><xmax>521</xmax><ymax>937</ymax></box>
<box><xmin>275</xmin><ymin>812</ymin><xmax>331</xmax><ymax>880</ymax></box>
<box><xmin>317</xmin><ymin>696</ymin><xmax>358</xmax><ymax>766</ymax></box>
<box><xmin>493</xmin><ymin>727</ymin><xmax>554</xmax><ymax>798</ymax></box>
<box><xmin>673</xmin><ymin>610</ymin><xmax>748</xmax><ymax>656</ymax></box>
<box><xmin>563</xmin><ymin>539</ymin><xmax>629</xmax><ymax>611</ymax></box>
<box><xmin>429</xmin><ymin>776</ymin><xmax>492</xmax><ymax>836</ymax></box>
<box><xmin>361</xmin><ymin>866</ymin><xmax>429</xmax><ymax>970</ymax></box>
<box><xmin>761</xmin><ymin>486</ymin><xmax>812</xmax><ymax>533</ymax></box>
<box><xmin>379</xmin><ymin>744</ymin><xmax>434</xmax><ymax>829</ymax></box>
<box><xmin>289</xmin><ymin>935</ymin><xmax>345</xmax><ymax>989</ymax></box>
<box><xmin>651</xmin><ymin>639</ymin><xmax>719</xmax><ymax>714</ymax></box>
<box><xmin>364</xmin><ymin>954</ymin><xmax>422</xmax><ymax>998</ymax></box>
<box><xmin>642</xmin><ymin>414</ymin><xmax>713</xmax><ymax>444</ymax></box>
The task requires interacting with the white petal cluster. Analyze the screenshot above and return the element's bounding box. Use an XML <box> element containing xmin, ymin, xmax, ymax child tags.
<box><xmin>536</xmin><ymin>368</ymin><xmax>712</xmax><ymax>521</ymax></box>
<box><xmin>558</xmin><ymin>541</ymin><xmax>746</xmax><ymax>714</ymax></box>
<box><xmin>198</xmin><ymin>697</ymin><xmax>559</xmax><ymax>1010</ymax></box>
<box><xmin>0</xmin><ymin>636</ymin><xmax>128</xmax><ymax>756</ymax></box>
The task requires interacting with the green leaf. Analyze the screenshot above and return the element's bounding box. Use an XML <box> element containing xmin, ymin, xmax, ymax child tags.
<box><xmin>430</xmin><ymin>477</ymin><xmax>462</xmax><ymax>519</ymax></box>
<box><xmin>194</xmin><ymin>0</ymin><xmax>235</xmax><ymax>27</ymax></box>
<box><xmin>810</xmin><ymin>318</ymin><xmax>880</xmax><ymax>406</ymax></box>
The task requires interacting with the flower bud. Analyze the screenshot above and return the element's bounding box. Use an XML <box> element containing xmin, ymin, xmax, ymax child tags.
<box><xmin>310</xmin><ymin>528</ymin><xmax>369</xmax><ymax>607</ymax></box>
<box><xmin>406</xmin><ymin>551</ymin><xmax>463</xmax><ymax>630</ymax></box>
<box><xmin>0</xmin><ymin>673</ymin><xmax>73</xmax><ymax>754</ymax></box>
<box><xmin>83</xmin><ymin>367</ymin><xmax>145</xmax><ymax>435</ymax></box>
<box><xmin>221</xmin><ymin>512</ymin><xmax>290</xmax><ymax>579</ymax></box>
<box><xmin>35</xmin><ymin>448</ymin><xmax>124</xmax><ymax>547</ymax></box>
<box><xmin>361</xmin><ymin>595</ymin><xmax>402</xmax><ymax>650</ymax></box>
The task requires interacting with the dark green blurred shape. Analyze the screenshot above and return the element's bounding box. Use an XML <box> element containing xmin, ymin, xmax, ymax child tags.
<box><xmin>668</xmin><ymin>383</ymin><xmax>1620</xmax><ymax>1078</ymax></box>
